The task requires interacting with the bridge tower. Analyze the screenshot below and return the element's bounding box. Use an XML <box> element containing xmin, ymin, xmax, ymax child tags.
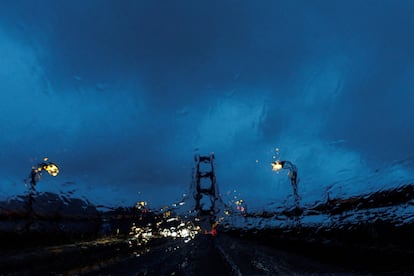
<box><xmin>191</xmin><ymin>152</ymin><xmax>221</xmax><ymax>227</ymax></box>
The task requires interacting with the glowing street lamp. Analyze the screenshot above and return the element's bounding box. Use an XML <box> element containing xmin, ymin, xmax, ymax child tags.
<box><xmin>30</xmin><ymin>157</ymin><xmax>59</xmax><ymax>188</ymax></box>
<box><xmin>27</xmin><ymin>158</ymin><xmax>59</xmax><ymax>213</ymax></box>
<box><xmin>271</xmin><ymin>160</ymin><xmax>300</xmax><ymax>212</ymax></box>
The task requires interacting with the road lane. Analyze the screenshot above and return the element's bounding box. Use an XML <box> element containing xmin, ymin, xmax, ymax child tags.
<box><xmin>90</xmin><ymin>233</ymin><xmax>348</xmax><ymax>275</ymax></box>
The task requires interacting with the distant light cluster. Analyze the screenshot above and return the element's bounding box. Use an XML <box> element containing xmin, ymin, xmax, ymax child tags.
<box><xmin>224</xmin><ymin>189</ymin><xmax>247</xmax><ymax>216</ymax></box>
<box><xmin>129</xmin><ymin>217</ymin><xmax>201</xmax><ymax>249</ymax></box>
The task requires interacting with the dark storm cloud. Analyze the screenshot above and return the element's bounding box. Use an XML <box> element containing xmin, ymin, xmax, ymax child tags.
<box><xmin>1</xmin><ymin>0</ymin><xmax>414</xmax><ymax>208</ymax></box>
<box><xmin>0</xmin><ymin>0</ymin><xmax>312</xmax><ymax>101</ymax></box>
<box><xmin>315</xmin><ymin>1</ymin><xmax>414</xmax><ymax>164</ymax></box>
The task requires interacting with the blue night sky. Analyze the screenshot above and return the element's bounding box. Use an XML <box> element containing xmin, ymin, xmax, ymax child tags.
<box><xmin>1</xmin><ymin>0</ymin><xmax>414</xmax><ymax>209</ymax></box>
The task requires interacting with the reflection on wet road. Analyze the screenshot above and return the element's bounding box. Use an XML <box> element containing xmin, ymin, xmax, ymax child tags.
<box><xmin>88</xmin><ymin>234</ymin><xmax>345</xmax><ymax>275</ymax></box>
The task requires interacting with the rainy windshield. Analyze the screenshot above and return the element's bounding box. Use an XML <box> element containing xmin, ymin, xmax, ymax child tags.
<box><xmin>1</xmin><ymin>1</ymin><xmax>414</xmax><ymax>274</ymax></box>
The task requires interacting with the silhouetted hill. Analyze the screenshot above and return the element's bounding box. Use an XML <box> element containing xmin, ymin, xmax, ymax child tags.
<box><xmin>0</xmin><ymin>192</ymin><xmax>102</xmax><ymax>249</ymax></box>
<box><xmin>0</xmin><ymin>192</ymin><xmax>99</xmax><ymax>220</ymax></box>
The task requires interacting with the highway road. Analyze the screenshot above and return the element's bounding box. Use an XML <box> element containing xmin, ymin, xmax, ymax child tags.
<box><xmin>2</xmin><ymin>229</ymin><xmax>412</xmax><ymax>274</ymax></box>
<box><xmin>86</xmin><ymin>234</ymin><xmax>349</xmax><ymax>275</ymax></box>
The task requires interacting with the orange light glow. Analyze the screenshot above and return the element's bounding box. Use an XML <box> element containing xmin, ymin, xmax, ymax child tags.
<box><xmin>43</xmin><ymin>163</ymin><xmax>59</xmax><ymax>176</ymax></box>
<box><xmin>271</xmin><ymin>161</ymin><xmax>283</xmax><ymax>171</ymax></box>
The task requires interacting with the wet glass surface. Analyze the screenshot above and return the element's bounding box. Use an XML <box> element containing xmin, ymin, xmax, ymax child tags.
<box><xmin>1</xmin><ymin>1</ymin><xmax>414</xmax><ymax>274</ymax></box>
